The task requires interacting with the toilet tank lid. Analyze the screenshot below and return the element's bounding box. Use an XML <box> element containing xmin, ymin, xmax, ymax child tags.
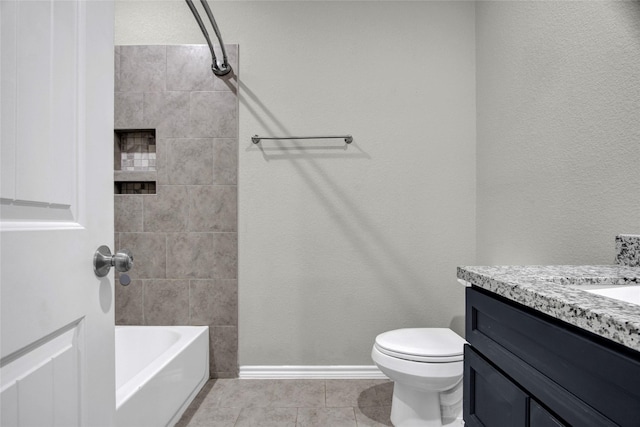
<box><xmin>375</xmin><ymin>328</ymin><xmax>466</xmax><ymax>358</ymax></box>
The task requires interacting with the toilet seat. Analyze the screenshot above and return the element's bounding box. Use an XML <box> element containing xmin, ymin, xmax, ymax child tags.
<box><xmin>374</xmin><ymin>328</ymin><xmax>465</xmax><ymax>363</ymax></box>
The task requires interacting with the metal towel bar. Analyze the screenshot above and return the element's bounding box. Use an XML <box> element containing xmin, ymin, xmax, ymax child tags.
<box><xmin>252</xmin><ymin>135</ymin><xmax>353</xmax><ymax>144</ymax></box>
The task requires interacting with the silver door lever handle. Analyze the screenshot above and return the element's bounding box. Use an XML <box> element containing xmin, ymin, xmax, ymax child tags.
<box><xmin>93</xmin><ymin>245</ymin><xmax>133</xmax><ymax>277</ymax></box>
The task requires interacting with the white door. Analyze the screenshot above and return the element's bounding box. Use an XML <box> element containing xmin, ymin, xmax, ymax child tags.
<box><xmin>1</xmin><ymin>1</ymin><xmax>115</xmax><ymax>426</ymax></box>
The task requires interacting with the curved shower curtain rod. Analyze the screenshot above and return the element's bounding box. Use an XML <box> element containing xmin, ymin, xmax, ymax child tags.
<box><xmin>185</xmin><ymin>0</ymin><xmax>232</xmax><ymax>76</ymax></box>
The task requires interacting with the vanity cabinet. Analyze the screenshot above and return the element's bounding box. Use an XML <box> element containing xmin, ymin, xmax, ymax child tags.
<box><xmin>465</xmin><ymin>346</ymin><xmax>564</xmax><ymax>427</ymax></box>
<box><xmin>464</xmin><ymin>287</ymin><xmax>640</xmax><ymax>427</ymax></box>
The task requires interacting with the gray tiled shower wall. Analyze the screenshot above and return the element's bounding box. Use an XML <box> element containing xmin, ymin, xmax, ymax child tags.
<box><xmin>114</xmin><ymin>45</ymin><xmax>239</xmax><ymax>378</ymax></box>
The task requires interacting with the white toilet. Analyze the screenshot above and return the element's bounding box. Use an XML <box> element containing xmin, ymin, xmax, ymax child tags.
<box><xmin>371</xmin><ymin>328</ymin><xmax>466</xmax><ymax>427</ymax></box>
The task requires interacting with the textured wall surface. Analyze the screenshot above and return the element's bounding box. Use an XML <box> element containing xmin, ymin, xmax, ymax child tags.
<box><xmin>116</xmin><ymin>1</ymin><xmax>477</xmax><ymax>366</ymax></box>
<box><xmin>234</xmin><ymin>2</ymin><xmax>476</xmax><ymax>367</ymax></box>
<box><xmin>113</xmin><ymin>45</ymin><xmax>239</xmax><ymax>378</ymax></box>
<box><xmin>476</xmin><ymin>1</ymin><xmax>640</xmax><ymax>266</ymax></box>
<box><xmin>115</xmin><ymin>1</ymin><xmax>640</xmax><ymax>368</ymax></box>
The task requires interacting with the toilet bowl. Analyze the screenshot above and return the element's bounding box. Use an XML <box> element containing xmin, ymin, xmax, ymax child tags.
<box><xmin>371</xmin><ymin>328</ymin><xmax>465</xmax><ymax>427</ymax></box>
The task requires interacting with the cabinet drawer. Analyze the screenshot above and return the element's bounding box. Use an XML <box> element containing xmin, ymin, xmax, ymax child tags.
<box><xmin>465</xmin><ymin>346</ymin><xmax>570</xmax><ymax>427</ymax></box>
<box><xmin>466</xmin><ymin>287</ymin><xmax>637</xmax><ymax>426</ymax></box>
<box><xmin>464</xmin><ymin>345</ymin><xmax>528</xmax><ymax>427</ymax></box>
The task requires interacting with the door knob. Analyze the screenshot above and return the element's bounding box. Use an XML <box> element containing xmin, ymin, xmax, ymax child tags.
<box><xmin>93</xmin><ymin>245</ymin><xmax>133</xmax><ymax>277</ymax></box>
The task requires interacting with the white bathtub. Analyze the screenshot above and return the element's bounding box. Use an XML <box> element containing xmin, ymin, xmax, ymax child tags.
<box><xmin>115</xmin><ymin>326</ymin><xmax>209</xmax><ymax>427</ymax></box>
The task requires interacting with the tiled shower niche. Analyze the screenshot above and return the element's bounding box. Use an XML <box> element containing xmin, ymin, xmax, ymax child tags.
<box><xmin>114</xmin><ymin>129</ymin><xmax>157</xmax><ymax>194</ymax></box>
<box><xmin>115</xmin><ymin>130</ymin><xmax>156</xmax><ymax>172</ymax></box>
<box><xmin>114</xmin><ymin>181</ymin><xmax>156</xmax><ymax>195</ymax></box>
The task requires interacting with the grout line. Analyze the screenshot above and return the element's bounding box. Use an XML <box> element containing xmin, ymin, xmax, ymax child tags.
<box><xmin>324</xmin><ymin>380</ymin><xmax>327</xmax><ymax>408</ymax></box>
<box><xmin>165</xmin><ymin>233</ymin><xmax>169</xmax><ymax>280</ymax></box>
<box><xmin>186</xmin><ymin>185</ymin><xmax>191</xmax><ymax>232</ymax></box>
<box><xmin>163</xmin><ymin>45</ymin><xmax>167</xmax><ymax>92</ymax></box>
<box><xmin>153</xmin><ymin>183</ymin><xmax>237</xmax><ymax>187</ymax></box>
<box><xmin>146</xmin><ymin>231</ymin><xmax>235</xmax><ymax>237</ymax></box>
<box><xmin>231</xmin><ymin>404</ymin><xmax>241</xmax><ymax>427</ymax></box>
<box><xmin>141</xmin><ymin>279</ymin><xmax>145</xmax><ymax>325</ymax></box>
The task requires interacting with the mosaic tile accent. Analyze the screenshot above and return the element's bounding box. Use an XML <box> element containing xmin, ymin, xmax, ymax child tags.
<box><xmin>117</xmin><ymin>131</ymin><xmax>157</xmax><ymax>172</ymax></box>
<box><xmin>457</xmin><ymin>264</ymin><xmax>640</xmax><ymax>352</ymax></box>
<box><xmin>615</xmin><ymin>234</ymin><xmax>640</xmax><ymax>267</ymax></box>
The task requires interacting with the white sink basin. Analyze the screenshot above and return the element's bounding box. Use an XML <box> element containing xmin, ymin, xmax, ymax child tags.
<box><xmin>585</xmin><ymin>286</ymin><xmax>640</xmax><ymax>306</ymax></box>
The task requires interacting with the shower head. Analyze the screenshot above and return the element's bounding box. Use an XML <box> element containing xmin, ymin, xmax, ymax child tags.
<box><xmin>212</xmin><ymin>61</ymin><xmax>232</xmax><ymax>77</ymax></box>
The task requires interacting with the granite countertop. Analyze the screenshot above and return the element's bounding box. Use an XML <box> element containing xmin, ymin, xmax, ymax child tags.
<box><xmin>457</xmin><ymin>265</ymin><xmax>640</xmax><ymax>352</ymax></box>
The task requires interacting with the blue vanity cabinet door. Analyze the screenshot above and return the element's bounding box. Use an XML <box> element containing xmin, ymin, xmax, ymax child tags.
<box><xmin>464</xmin><ymin>345</ymin><xmax>528</xmax><ymax>427</ymax></box>
<box><xmin>464</xmin><ymin>344</ymin><xmax>569</xmax><ymax>427</ymax></box>
<box><xmin>530</xmin><ymin>401</ymin><xmax>565</xmax><ymax>427</ymax></box>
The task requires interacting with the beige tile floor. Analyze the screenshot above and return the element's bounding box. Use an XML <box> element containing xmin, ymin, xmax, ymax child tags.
<box><xmin>176</xmin><ymin>379</ymin><xmax>394</xmax><ymax>427</ymax></box>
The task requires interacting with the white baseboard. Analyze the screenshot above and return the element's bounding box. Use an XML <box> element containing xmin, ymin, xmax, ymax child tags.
<box><xmin>239</xmin><ymin>365</ymin><xmax>388</xmax><ymax>380</ymax></box>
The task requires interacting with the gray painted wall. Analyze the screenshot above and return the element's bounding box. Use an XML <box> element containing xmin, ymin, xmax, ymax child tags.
<box><xmin>115</xmin><ymin>1</ymin><xmax>639</xmax><ymax>368</ymax></box>
<box><xmin>234</xmin><ymin>2</ymin><xmax>476</xmax><ymax>366</ymax></box>
<box><xmin>116</xmin><ymin>1</ymin><xmax>476</xmax><ymax>367</ymax></box>
<box><xmin>476</xmin><ymin>1</ymin><xmax>640</xmax><ymax>266</ymax></box>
